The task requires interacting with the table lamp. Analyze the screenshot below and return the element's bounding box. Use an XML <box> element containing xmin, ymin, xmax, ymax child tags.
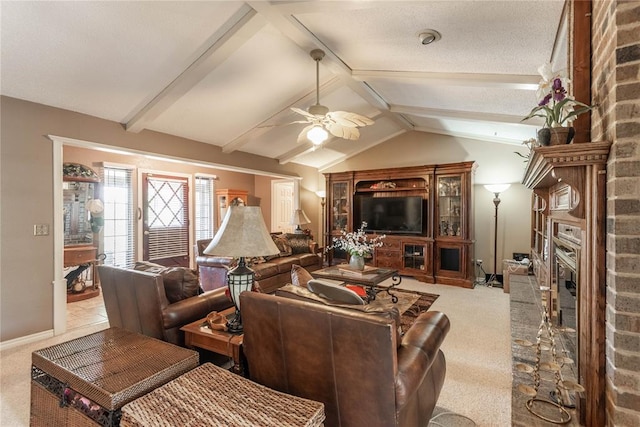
<box><xmin>291</xmin><ymin>208</ymin><xmax>311</xmax><ymax>234</ymax></box>
<box><xmin>203</xmin><ymin>206</ymin><xmax>279</xmax><ymax>333</ymax></box>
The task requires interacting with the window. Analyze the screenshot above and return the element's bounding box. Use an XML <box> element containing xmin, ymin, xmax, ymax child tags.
<box><xmin>102</xmin><ymin>166</ymin><xmax>135</xmax><ymax>268</ymax></box>
<box><xmin>195</xmin><ymin>176</ymin><xmax>216</xmax><ymax>241</ymax></box>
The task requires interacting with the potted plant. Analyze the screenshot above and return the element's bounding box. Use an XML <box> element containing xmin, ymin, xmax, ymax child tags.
<box><xmin>326</xmin><ymin>222</ymin><xmax>385</xmax><ymax>270</ymax></box>
<box><xmin>521</xmin><ymin>64</ymin><xmax>592</xmax><ymax>145</ymax></box>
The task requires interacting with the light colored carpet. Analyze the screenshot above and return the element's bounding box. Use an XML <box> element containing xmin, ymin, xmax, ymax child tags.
<box><xmin>0</xmin><ymin>278</ymin><xmax>511</xmax><ymax>427</ymax></box>
<box><xmin>398</xmin><ymin>280</ymin><xmax>512</xmax><ymax>427</ymax></box>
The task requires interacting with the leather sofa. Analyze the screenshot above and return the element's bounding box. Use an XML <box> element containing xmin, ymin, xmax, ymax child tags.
<box><xmin>196</xmin><ymin>233</ymin><xmax>323</xmax><ymax>294</ymax></box>
<box><xmin>240</xmin><ymin>289</ymin><xmax>450</xmax><ymax>427</ymax></box>
<box><xmin>98</xmin><ymin>265</ymin><xmax>233</xmax><ymax>346</ymax></box>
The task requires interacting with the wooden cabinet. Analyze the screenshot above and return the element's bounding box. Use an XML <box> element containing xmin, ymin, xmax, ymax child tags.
<box><xmin>325</xmin><ymin>173</ymin><xmax>353</xmax><ymax>265</ymax></box>
<box><xmin>523</xmin><ymin>141</ymin><xmax>610</xmax><ymax>426</ymax></box>
<box><xmin>215</xmin><ymin>189</ymin><xmax>248</xmax><ymax>228</ymax></box>
<box><xmin>433</xmin><ymin>163</ymin><xmax>475</xmax><ymax>287</ymax></box>
<box><xmin>324</xmin><ymin>162</ymin><xmax>474</xmax><ymax>287</ymax></box>
<box><xmin>63</xmin><ymin>163</ymin><xmax>101</xmax><ymax>303</ymax></box>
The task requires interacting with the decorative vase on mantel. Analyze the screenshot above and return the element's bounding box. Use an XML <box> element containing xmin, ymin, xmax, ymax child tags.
<box><xmin>537</xmin><ymin>127</ymin><xmax>575</xmax><ymax>146</ymax></box>
<box><xmin>349</xmin><ymin>254</ymin><xmax>365</xmax><ymax>271</ymax></box>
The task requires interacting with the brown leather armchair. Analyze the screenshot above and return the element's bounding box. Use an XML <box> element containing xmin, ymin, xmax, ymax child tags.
<box><xmin>240</xmin><ymin>291</ymin><xmax>450</xmax><ymax>427</ymax></box>
<box><xmin>98</xmin><ymin>265</ymin><xmax>233</xmax><ymax>346</ymax></box>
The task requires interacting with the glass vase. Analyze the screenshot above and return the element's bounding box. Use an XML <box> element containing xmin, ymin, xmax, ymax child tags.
<box><xmin>349</xmin><ymin>254</ymin><xmax>365</xmax><ymax>271</ymax></box>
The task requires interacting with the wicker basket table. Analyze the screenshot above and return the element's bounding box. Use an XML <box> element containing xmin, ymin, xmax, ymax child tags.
<box><xmin>120</xmin><ymin>363</ymin><xmax>325</xmax><ymax>427</ymax></box>
<box><xmin>30</xmin><ymin>327</ymin><xmax>199</xmax><ymax>427</ymax></box>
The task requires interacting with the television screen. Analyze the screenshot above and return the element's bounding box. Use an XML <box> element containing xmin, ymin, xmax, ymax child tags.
<box><xmin>357</xmin><ymin>196</ymin><xmax>424</xmax><ymax>235</ymax></box>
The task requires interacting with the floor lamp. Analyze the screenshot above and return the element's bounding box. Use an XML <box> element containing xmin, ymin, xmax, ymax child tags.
<box><xmin>484</xmin><ymin>184</ymin><xmax>510</xmax><ymax>287</ymax></box>
<box><xmin>316</xmin><ymin>190</ymin><xmax>326</xmax><ymax>264</ymax></box>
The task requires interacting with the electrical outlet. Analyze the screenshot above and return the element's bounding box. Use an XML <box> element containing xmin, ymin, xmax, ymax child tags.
<box><xmin>475</xmin><ymin>259</ymin><xmax>483</xmax><ymax>266</ymax></box>
<box><xmin>33</xmin><ymin>224</ymin><xmax>50</xmax><ymax>236</ymax></box>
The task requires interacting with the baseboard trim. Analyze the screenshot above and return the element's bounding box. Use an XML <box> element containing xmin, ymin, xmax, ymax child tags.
<box><xmin>0</xmin><ymin>329</ymin><xmax>54</xmax><ymax>352</ymax></box>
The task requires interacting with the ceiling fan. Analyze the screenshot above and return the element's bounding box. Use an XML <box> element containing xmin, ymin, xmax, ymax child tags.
<box><xmin>291</xmin><ymin>49</ymin><xmax>374</xmax><ymax>145</ymax></box>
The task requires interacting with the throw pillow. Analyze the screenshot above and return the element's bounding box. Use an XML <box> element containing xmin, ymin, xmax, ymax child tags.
<box><xmin>291</xmin><ymin>264</ymin><xmax>313</xmax><ymax>288</ymax></box>
<box><xmin>307</xmin><ymin>279</ymin><xmax>365</xmax><ymax>305</ymax></box>
<box><xmin>285</xmin><ymin>233</ymin><xmax>312</xmax><ymax>254</ymax></box>
<box><xmin>272</xmin><ymin>235</ymin><xmax>293</xmax><ymax>257</ymax></box>
<box><xmin>133</xmin><ymin>261</ymin><xmax>201</xmax><ymax>304</ymax></box>
<box><xmin>161</xmin><ymin>267</ymin><xmax>201</xmax><ymax>304</ymax></box>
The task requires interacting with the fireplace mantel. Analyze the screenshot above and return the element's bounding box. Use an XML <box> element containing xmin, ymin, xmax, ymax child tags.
<box><xmin>522</xmin><ymin>140</ymin><xmax>610</xmax><ymax>426</ymax></box>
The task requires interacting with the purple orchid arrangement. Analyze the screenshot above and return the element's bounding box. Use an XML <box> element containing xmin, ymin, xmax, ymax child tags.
<box><xmin>522</xmin><ymin>64</ymin><xmax>592</xmax><ymax>128</ymax></box>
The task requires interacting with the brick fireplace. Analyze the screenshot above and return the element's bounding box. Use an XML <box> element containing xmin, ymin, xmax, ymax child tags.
<box><xmin>592</xmin><ymin>1</ymin><xmax>640</xmax><ymax>425</ymax></box>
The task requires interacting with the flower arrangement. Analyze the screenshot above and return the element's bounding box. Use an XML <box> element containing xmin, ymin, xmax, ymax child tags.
<box><xmin>521</xmin><ymin>64</ymin><xmax>592</xmax><ymax>128</ymax></box>
<box><xmin>327</xmin><ymin>222</ymin><xmax>385</xmax><ymax>257</ymax></box>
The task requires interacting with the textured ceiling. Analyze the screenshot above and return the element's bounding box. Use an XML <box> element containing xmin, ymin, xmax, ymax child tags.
<box><xmin>1</xmin><ymin>1</ymin><xmax>566</xmax><ymax>170</ymax></box>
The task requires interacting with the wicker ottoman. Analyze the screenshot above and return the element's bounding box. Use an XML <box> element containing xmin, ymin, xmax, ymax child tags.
<box><xmin>30</xmin><ymin>327</ymin><xmax>199</xmax><ymax>427</ymax></box>
<box><xmin>120</xmin><ymin>363</ymin><xmax>325</xmax><ymax>427</ymax></box>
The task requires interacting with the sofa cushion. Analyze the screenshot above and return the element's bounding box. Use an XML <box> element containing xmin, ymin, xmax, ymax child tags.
<box><xmin>291</xmin><ymin>264</ymin><xmax>313</xmax><ymax>288</ymax></box>
<box><xmin>285</xmin><ymin>233</ymin><xmax>312</xmax><ymax>254</ymax></box>
<box><xmin>297</xmin><ymin>253</ymin><xmax>321</xmax><ymax>268</ymax></box>
<box><xmin>253</xmin><ymin>263</ymin><xmax>279</xmax><ymax>279</ymax></box>
<box><xmin>134</xmin><ymin>261</ymin><xmax>201</xmax><ymax>304</ymax></box>
<box><xmin>270</xmin><ymin>257</ymin><xmax>295</xmax><ymax>274</ymax></box>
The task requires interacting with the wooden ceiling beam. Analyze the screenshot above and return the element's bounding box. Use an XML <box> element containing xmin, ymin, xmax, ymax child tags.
<box><xmin>125</xmin><ymin>5</ymin><xmax>266</xmax><ymax>133</ymax></box>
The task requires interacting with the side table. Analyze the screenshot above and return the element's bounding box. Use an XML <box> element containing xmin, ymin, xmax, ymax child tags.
<box><xmin>180</xmin><ymin>308</ymin><xmax>245</xmax><ymax>374</ymax></box>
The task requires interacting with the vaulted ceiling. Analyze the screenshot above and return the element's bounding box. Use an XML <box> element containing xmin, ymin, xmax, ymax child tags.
<box><xmin>1</xmin><ymin>1</ymin><xmax>565</xmax><ymax>170</ymax></box>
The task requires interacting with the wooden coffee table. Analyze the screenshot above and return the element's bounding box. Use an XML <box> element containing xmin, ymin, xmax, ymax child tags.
<box><xmin>311</xmin><ymin>265</ymin><xmax>402</xmax><ymax>302</ymax></box>
<box><xmin>180</xmin><ymin>308</ymin><xmax>245</xmax><ymax>375</ymax></box>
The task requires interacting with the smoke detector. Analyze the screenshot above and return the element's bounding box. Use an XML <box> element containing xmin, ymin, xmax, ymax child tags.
<box><xmin>419</xmin><ymin>30</ymin><xmax>442</xmax><ymax>45</ymax></box>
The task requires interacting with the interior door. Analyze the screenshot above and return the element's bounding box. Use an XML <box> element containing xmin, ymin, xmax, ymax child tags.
<box><xmin>271</xmin><ymin>180</ymin><xmax>295</xmax><ymax>233</ymax></box>
<box><xmin>142</xmin><ymin>173</ymin><xmax>189</xmax><ymax>267</ymax></box>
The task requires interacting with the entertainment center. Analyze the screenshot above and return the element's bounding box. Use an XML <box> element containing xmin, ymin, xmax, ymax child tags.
<box><xmin>324</xmin><ymin>162</ymin><xmax>475</xmax><ymax>288</ymax></box>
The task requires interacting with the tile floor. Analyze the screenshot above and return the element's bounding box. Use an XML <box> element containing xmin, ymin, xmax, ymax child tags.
<box><xmin>66</xmin><ymin>290</ymin><xmax>108</xmax><ymax>331</ymax></box>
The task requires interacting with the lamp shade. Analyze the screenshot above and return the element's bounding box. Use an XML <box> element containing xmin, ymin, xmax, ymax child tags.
<box><xmin>290</xmin><ymin>209</ymin><xmax>311</xmax><ymax>226</ymax></box>
<box><xmin>204</xmin><ymin>206</ymin><xmax>279</xmax><ymax>257</ymax></box>
<box><xmin>315</xmin><ymin>190</ymin><xmax>326</xmax><ymax>199</ymax></box>
<box><xmin>484</xmin><ymin>183</ymin><xmax>511</xmax><ymax>194</ymax></box>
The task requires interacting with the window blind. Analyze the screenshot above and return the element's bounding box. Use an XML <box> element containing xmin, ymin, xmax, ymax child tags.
<box><xmin>101</xmin><ymin>166</ymin><xmax>135</xmax><ymax>268</ymax></box>
<box><xmin>195</xmin><ymin>176</ymin><xmax>215</xmax><ymax>241</ymax></box>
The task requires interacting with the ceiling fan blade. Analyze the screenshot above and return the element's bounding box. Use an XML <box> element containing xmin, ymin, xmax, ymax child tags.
<box><xmin>325</xmin><ymin>122</ymin><xmax>361</xmax><ymax>140</ymax></box>
<box><xmin>290</xmin><ymin>107</ymin><xmax>316</xmax><ymax>120</ymax></box>
<box><xmin>297</xmin><ymin>124</ymin><xmax>316</xmax><ymax>143</ymax></box>
<box><xmin>326</xmin><ymin>111</ymin><xmax>375</xmax><ymax>127</ymax></box>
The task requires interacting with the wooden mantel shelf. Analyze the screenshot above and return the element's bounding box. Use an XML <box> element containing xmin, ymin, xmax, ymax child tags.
<box><xmin>522</xmin><ymin>141</ymin><xmax>611</xmax><ymax>189</ymax></box>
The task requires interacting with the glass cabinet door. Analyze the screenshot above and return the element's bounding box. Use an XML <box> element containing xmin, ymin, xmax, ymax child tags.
<box><xmin>437</xmin><ymin>175</ymin><xmax>462</xmax><ymax>238</ymax></box>
<box><xmin>330</xmin><ymin>181</ymin><xmax>349</xmax><ymax>232</ymax></box>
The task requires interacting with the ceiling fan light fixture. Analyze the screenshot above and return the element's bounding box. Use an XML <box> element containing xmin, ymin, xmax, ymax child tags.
<box><xmin>419</xmin><ymin>30</ymin><xmax>441</xmax><ymax>45</ymax></box>
<box><xmin>307</xmin><ymin>125</ymin><xmax>328</xmax><ymax>145</ymax></box>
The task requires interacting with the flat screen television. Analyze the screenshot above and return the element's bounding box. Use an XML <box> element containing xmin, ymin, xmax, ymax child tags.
<box><xmin>356</xmin><ymin>196</ymin><xmax>424</xmax><ymax>235</ymax></box>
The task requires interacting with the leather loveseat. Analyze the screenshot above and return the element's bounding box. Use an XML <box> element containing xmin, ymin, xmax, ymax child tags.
<box><xmin>98</xmin><ymin>265</ymin><xmax>233</xmax><ymax>346</ymax></box>
<box><xmin>240</xmin><ymin>289</ymin><xmax>450</xmax><ymax>427</ymax></box>
<box><xmin>196</xmin><ymin>233</ymin><xmax>323</xmax><ymax>294</ymax></box>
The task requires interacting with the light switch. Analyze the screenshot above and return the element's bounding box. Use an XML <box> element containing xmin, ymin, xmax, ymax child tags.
<box><xmin>33</xmin><ymin>224</ymin><xmax>50</xmax><ymax>236</ymax></box>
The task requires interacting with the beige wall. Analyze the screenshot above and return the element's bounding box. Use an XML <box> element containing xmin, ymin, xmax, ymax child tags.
<box><xmin>0</xmin><ymin>96</ymin><xmax>320</xmax><ymax>342</ymax></box>
<box><xmin>322</xmin><ymin>131</ymin><xmax>533</xmax><ymax>276</ymax></box>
